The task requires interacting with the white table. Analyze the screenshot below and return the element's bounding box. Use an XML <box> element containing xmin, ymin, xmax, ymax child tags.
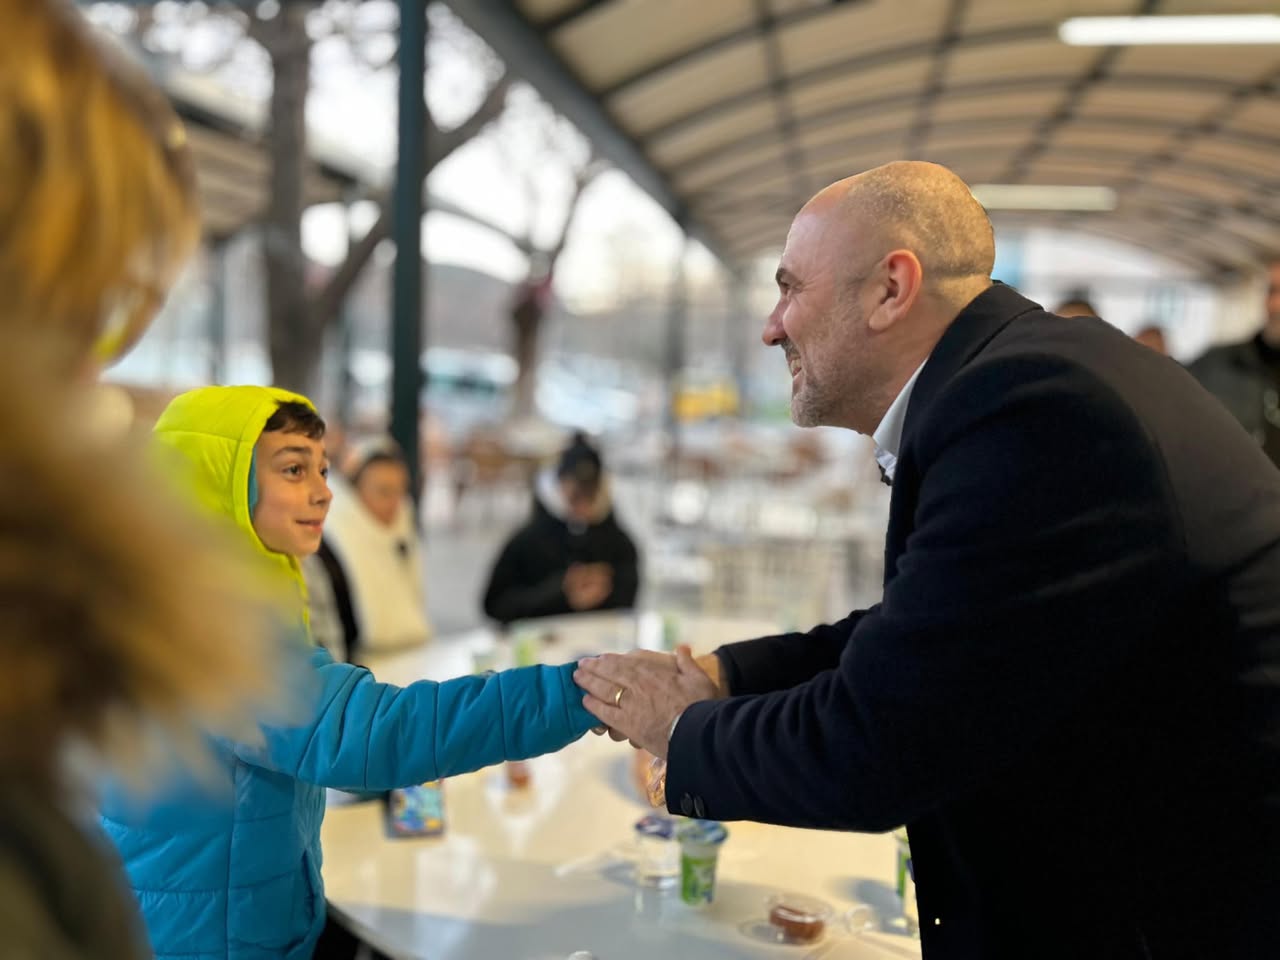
<box><xmin>321</xmin><ymin>613</ymin><xmax>921</xmax><ymax>960</ymax></box>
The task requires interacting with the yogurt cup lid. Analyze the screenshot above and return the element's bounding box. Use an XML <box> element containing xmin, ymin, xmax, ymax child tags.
<box><xmin>677</xmin><ymin>818</ymin><xmax>728</xmax><ymax>846</ymax></box>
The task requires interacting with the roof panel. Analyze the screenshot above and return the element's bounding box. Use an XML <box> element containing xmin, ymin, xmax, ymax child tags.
<box><xmin>775</xmin><ymin>0</ymin><xmax>945</xmax><ymax>76</ymax></box>
<box><xmin>676</xmin><ymin>138</ymin><xmax>790</xmax><ymax>193</ymax></box>
<box><xmin>795</xmin><ymin>111</ymin><xmax>916</xmax><ymax>153</ymax></box>
<box><xmin>1073</xmin><ymin>85</ymin><xmax>1228</xmax><ymax>123</ymax></box>
<box><xmin>919</xmin><ymin>157</ymin><xmax>1011</xmax><ymax>185</ymax></box>
<box><xmin>1163</xmin><ymin>0</ymin><xmax>1280</xmax><ymax>14</ymax></box>
<box><xmin>1049</xmin><ymin>123</ymin><xmax>1179</xmax><ymax>155</ymax></box>
<box><xmin>494</xmin><ymin>0</ymin><xmax>1280</xmax><ymax>271</ymax></box>
<box><xmin>720</xmin><ymin>140</ymin><xmax>911</xmax><ymax>196</ymax></box>
<box><xmin>1181</xmin><ymin>136</ymin><xmax>1280</xmax><ymax>175</ymax></box>
<box><xmin>788</xmin><ymin>59</ymin><xmax>933</xmax><ymax>119</ymax></box>
<box><xmin>1018</xmin><ymin>159</ymin><xmax>1135</xmax><ymax>183</ymax></box>
<box><xmin>514</xmin><ymin>0</ymin><xmax>582</xmax><ymax>23</ymax></box>
<box><xmin>648</xmin><ymin>99</ymin><xmax>779</xmax><ymax>169</ymax></box>
<box><xmin>1109</xmin><ymin>44</ymin><xmax>1280</xmax><ymax>85</ymax></box>
<box><xmin>551</xmin><ymin>0</ymin><xmax>757</xmax><ymax>89</ymax></box>
<box><xmin>1214</xmin><ymin>213</ymin><xmax>1280</xmax><ymax>252</ymax></box>
<box><xmin>944</xmin><ymin>36</ymin><xmax>1096</xmax><ymax>84</ymax></box>
<box><xmin>1226</xmin><ymin>96</ymin><xmax>1280</xmax><ymax>139</ymax></box>
<box><xmin>610</xmin><ymin>39</ymin><xmax>770</xmax><ymax>136</ymax></box>
<box><xmin>959</xmin><ymin>0</ymin><xmax>1133</xmax><ymax>34</ymax></box>
<box><xmin>1146</xmin><ymin>168</ymin><xmax>1257</xmax><ymax>206</ymax></box>
<box><xmin>929</xmin><ymin>88</ymin><xmax>1062</xmax><ymax>125</ymax></box>
<box><xmin>921</xmin><ymin>127</ymin><xmax>1034</xmax><ymax>155</ymax></box>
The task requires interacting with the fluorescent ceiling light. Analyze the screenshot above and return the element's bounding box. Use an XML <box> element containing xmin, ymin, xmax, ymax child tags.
<box><xmin>1059</xmin><ymin>15</ymin><xmax>1280</xmax><ymax>46</ymax></box>
<box><xmin>971</xmin><ymin>184</ymin><xmax>1117</xmax><ymax>212</ymax></box>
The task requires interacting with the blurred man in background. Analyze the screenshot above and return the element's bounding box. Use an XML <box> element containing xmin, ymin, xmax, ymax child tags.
<box><xmin>1189</xmin><ymin>260</ymin><xmax>1280</xmax><ymax>467</ymax></box>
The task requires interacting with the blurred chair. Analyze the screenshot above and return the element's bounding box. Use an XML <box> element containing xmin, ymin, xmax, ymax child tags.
<box><xmin>450</xmin><ymin>429</ymin><xmax>536</xmax><ymax>527</ymax></box>
<box><xmin>699</xmin><ymin>539</ymin><xmax>844</xmax><ymax>628</ymax></box>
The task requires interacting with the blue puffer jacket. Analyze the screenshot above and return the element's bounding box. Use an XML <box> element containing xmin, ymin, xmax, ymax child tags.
<box><xmin>99</xmin><ymin>386</ymin><xmax>596</xmax><ymax>960</ymax></box>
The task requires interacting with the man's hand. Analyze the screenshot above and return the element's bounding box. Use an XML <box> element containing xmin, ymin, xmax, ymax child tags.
<box><xmin>574</xmin><ymin>645</ymin><xmax>718</xmax><ymax>759</ymax></box>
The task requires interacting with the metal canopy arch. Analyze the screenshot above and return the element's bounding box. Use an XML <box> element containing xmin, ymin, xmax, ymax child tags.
<box><xmin>449</xmin><ymin>0</ymin><xmax>1280</xmax><ymax>276</ymax></box>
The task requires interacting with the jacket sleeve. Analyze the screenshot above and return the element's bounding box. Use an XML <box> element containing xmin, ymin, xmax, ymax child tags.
<box><xmin>235</xmin><ymin>647</ymin><xmax>596</xmax><ymax>790</ymax></box>
<box><xmin>713</xmin><ymin>608</ymin><xmax>875</xmax><ymax>695</ymax></box>
<box><xmin>482</xmin><ymin>533</ymin><xmax>568</xmax><ymax>624</ymax></box>
<box><xmin>665</xmin><ymin>356</ymin><xmax>1185</xmax><ymax>831</ymax></box>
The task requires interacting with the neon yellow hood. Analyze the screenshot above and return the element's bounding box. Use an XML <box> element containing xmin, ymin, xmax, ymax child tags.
<box><xmin>153</xmin><ymin>385</ymin><xmax>315</xmax><ymax>626</ymax></box>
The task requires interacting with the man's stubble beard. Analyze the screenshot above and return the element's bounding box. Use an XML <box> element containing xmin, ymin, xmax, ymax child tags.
<box><xmin>791</xmin><ymin>295</ymin><xmax>867</xmax><ymax>430</ymax></box>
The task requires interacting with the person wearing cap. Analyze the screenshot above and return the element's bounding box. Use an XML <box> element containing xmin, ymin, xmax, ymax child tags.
<box><xmin>482</xmin><ymin>432</ymin><xmax>640</xmax><ymax>625</ymax></box>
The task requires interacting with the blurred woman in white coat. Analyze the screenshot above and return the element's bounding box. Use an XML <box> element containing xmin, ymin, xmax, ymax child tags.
<box><xmin>307</xmin><ymin>438</ymin><xmax>433</xmax><ymax>662</ymax></box>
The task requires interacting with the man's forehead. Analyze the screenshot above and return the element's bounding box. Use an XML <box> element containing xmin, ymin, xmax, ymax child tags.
<box><xmin>781</xmin><ymin>203</ymin><xmax>847</xmax><ymax>274</ymax></box>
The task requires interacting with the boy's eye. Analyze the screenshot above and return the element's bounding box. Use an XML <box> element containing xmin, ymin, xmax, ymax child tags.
<box><xmin>320</xmin><ymin>467</ymin><xmax>330</xmax><ymax>480</ymax></box>
<box><xmin>284</xmin><ymin>464</ymin><xmax>303</xmax><ymax>477</ymax></box>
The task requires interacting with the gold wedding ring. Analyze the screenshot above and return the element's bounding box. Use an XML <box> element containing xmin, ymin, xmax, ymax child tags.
<box><xmin>613</xmin><ymin>686</ymin><xmax>625</xmax><ymax>708</ymax></box>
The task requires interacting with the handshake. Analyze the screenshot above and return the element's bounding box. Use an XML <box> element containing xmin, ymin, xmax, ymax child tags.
<box><xmin>572</xmin><ymin>645</ymin><xmax>725</xmax><ymax>760</ymax></box>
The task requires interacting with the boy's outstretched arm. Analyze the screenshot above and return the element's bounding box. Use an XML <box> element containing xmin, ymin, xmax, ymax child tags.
<box><xmin>234</xmin><ymin>647</ymin><xmax>596</xmax><ymax>791</ymax></box>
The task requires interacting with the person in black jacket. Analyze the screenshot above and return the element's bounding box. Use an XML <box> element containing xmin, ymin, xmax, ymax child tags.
<box><xmin>575</xmin><ymin>161</ymin><xmax>1280</xmax><ymax>959</ymax></box>
<box><xmin>482</xmin><ymin>433</ymin><xmax>639</xmax><ymax>625</ymax></box>
<box><xmin>1188</xmin><ymin>259</ymin><xmax>1280</xmax><ymax>466</ymax></box>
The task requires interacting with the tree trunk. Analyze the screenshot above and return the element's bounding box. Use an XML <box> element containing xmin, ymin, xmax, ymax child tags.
<box><xmin>506</xmin><ymin>161</ymin><xmax>602</xmax><ymax>420</ymax></box>
<box><xmin>261</xmin><ymin>3</ymin><xmax>321</xmax><ymax>393</ymax></box>
<box><xmin>510</xmin><ymin>287</ymin><xmax>544</xmax><ymax>417</ymax></box>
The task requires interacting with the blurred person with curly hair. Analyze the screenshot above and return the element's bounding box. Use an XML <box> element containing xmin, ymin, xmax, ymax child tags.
<box><xmin>0</xmin><ymin>2</ymin><xmax>285</xmax><ymax>957</ymax></box>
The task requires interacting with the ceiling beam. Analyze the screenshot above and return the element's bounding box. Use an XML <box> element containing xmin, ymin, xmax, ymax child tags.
<box><xmin>659</xmin><ymin>75</ymin><xmax>1253</xmax><ymax>179</ymax></box>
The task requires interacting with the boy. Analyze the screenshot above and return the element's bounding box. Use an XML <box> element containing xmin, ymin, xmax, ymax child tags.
<box><xmin>101</xmin><ymin>385</ymin><xmax>596</xmax><ymax>960</ymax></box>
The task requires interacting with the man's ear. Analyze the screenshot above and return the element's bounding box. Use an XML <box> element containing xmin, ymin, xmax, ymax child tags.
<box><xmin>867</xmin><ymin>250</ymin><xmax>923</xmax><ymax>332</ymax></box>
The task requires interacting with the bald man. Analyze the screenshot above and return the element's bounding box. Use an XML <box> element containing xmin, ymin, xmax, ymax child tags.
<box><xmin>576</xmin><ymin>162</ymin><xmax>1280</xmax><ymax>959</ymax></box>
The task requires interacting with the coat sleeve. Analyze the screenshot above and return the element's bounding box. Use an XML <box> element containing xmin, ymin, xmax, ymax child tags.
<box><xmin>482</xmin><ymin>532</ymin><xmax>569</xmax><ymax>624</ymax></box>
<box><xmin>235</xmin><ymin>647</ymin><xmax>596</xmax><ymax>790</ymax></box>
<box><xmin>665</xmin><ymin>356</ymin><xmax>1185</xmax><ymax>830</ymax></box>
<box><xmin>712</xmin><ymin>608</ymin><xmax>875</xmax><ymax>695</ymax></box>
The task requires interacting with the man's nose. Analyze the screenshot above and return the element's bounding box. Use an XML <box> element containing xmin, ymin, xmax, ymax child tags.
<box><xmin>762</xmin><ymin>302</ymin><xmax>784</xmax><ymax>346</ymax></box>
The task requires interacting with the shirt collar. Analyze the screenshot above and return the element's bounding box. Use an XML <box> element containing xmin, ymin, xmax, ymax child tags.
<box><xmin>872</xmin><ymin>360</ymin><xmax>926</xmax><ymax>482</ymax></box>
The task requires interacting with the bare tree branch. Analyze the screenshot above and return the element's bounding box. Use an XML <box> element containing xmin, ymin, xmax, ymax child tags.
<box><xmin>313</xmin><ymin>70</ymin><xmax>512</xmax><ymax>326</ymax></box>
<box><xmin>545</xmin><ymin>154</ymin><xmax>606</xmax><ymax>271</ymax></box>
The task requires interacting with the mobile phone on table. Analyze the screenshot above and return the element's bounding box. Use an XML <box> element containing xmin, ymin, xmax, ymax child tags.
<box><xmin>384</xmin><ymin>780</ymin><xmax>445</xmax><ymax>838</ymax></box>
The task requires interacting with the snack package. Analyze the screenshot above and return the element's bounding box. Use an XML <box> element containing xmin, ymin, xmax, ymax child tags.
<box><xmin>385</xmin><ymin>780</ymin><xmax>446</xmax><ymax>838</ymax></box>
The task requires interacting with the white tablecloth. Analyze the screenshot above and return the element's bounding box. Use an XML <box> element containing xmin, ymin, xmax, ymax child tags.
<box><xmin>321</xmin><ymin>612</ymin><xmax>921</xmax><ymax>960</ymax></box>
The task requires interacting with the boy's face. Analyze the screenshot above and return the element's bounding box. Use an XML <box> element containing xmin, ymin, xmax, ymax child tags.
<box><xmin>252</xmin><ymin>430</ymin><xmax>331</xmax><ymax>557</ymax></box>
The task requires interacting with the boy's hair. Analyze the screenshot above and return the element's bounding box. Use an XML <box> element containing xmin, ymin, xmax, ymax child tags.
<box><xmin>262</xmin><ymin>401</ymin><xmax>325</xmax><ymax>440</ymax></box>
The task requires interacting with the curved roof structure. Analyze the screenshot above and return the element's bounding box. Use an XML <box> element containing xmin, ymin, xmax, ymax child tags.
<box><xmin>452</xmin><ymin>0</ymin><xmax>1280</xmax><ymax>276</ymax></box>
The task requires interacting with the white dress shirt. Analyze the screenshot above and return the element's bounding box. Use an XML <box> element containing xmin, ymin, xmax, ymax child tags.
<box><xmin>872</xmin><ymin>361</ymin><xmax>927</xmax><ymax>483</ymax></box>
